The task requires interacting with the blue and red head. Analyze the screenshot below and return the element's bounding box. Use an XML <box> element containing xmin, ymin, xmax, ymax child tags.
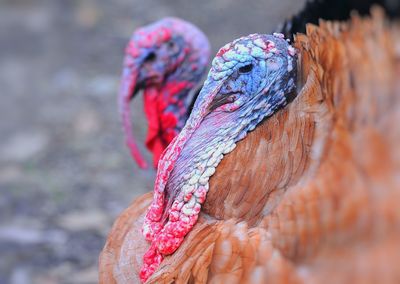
<box><xmin>140</xmin><ymin>33</ymin><xmax>298</xmax><ymax>281</ymax></box>
<box><xmin>119</xmin><ymin>17</ymin><xmax>210</xmax><ymax>169</ymax></box>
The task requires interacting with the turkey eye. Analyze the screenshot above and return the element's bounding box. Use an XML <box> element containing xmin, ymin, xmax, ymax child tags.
<box><xmin>167</xmin><ymin>40</ymin><xmax>176</xmax><ymax>49</ymax></box>
<box><xmin>239</xmin><ymin>64</ymin><xmax>253</xmax><ymax>74</ymax></box>
<box><xmin>144</xmin><ymin>51</ymin><xmax>156</xmax><ymax>62</ymax></box>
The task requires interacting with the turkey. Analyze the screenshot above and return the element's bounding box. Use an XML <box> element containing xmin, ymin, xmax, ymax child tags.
<box><xmin>119</xmin><ymin>17</ymin><xmax>210</xmax><ymax>169</ymax></box>
<box><xmin>101</xmin><ymin>7</ymin><xmax>400</xmax><ymax>284</ymax></box>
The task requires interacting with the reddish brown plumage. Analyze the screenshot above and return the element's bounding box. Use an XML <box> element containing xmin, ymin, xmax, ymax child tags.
<box><xmin>100</xmin><ymin>10</ymin><xmax>400</xmax><ymax>283</ymax></box>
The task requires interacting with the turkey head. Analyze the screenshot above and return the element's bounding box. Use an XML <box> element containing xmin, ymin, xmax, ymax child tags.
<box><xmin>119</xmin><ymin>17</ymin><xmax>210</xmax><ymax>169</ymax></box>
<box><xmin>140</xmin><ymin>33</ymin><xmax>297</xmax><ymax>281</ymax></box>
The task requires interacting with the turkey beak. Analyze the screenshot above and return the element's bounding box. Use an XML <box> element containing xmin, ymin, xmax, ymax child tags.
<box><xmin>118</xmin><ymin>53</ymin><xmax>148</xmax><ymax>169</ymax></box>
<box><xmin>185</xmin><ymin>79</ymin><xmax>226</xmax><ymax>128</ymax></box>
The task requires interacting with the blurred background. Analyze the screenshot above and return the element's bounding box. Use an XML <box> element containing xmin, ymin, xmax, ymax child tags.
<box><xmin>0</xmin><ymin>0</ymin><xmax>306</xmax><ymax>283</ymax></box>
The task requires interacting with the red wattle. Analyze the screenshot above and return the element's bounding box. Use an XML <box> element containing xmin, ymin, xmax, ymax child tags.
<box><xmin>139</xmin><ymin>244</ymin><xmax>163</xmax><ymax>282</ymax></box>
<box><xmin>143</xmin><ymin>82</ymin><xmax>191</xmax><ymax>168</ymax></box>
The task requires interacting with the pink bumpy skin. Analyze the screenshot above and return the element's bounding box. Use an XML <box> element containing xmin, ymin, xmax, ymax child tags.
<box><xmin>140</xmin><ymin>33</ymin><xmax>297</xmax><ymax>282</ymax></box>
<box><xmin>118</xmin><ymin>18</ymin><xmax>210</xmax><ymax>169</ymax></box>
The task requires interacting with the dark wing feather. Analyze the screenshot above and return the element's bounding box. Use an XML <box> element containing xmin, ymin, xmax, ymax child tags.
<box><xmin>278</xmin><ymin>0</ymin><xmax>400</xmax><ymax>40</ymax></box>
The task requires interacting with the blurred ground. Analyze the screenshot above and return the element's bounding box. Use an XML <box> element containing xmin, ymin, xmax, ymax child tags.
<box><xmin>0</xmin><ymin>0</ymin><xmax>305</xmax><ymax>283</ymax></box>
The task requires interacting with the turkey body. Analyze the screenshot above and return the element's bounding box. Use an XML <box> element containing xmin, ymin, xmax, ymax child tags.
<box><xmin>100</xmin><ymin>11</ymin><xmax>400</xmax><ymax>283</ymax></box>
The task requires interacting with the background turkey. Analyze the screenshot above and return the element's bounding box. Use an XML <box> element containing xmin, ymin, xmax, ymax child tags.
<box><xmin>119</xmin><ymin>18</ymin><xmax>210</xmax><ymax>169</ymax></box>
<box><xmin>100</xmin><ymin>4</ymin><xmax>400</xmax><ymax>284</ymax></box>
